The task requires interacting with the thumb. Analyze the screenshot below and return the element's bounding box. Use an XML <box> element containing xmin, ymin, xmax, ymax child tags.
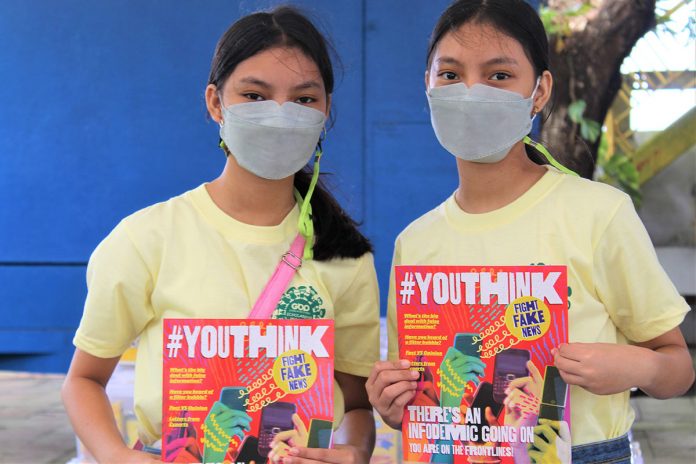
<box><xmin>558</xmin><ymin>420</ymin><xmax>571</xmax><ymax>442</ymax></box>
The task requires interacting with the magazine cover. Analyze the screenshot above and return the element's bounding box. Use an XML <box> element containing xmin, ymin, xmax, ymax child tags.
<box><xmin>396</xmin><ymin>266</ymin><xmax>569</xmax><ymax>463</ymax></box>
<box><xmin>162</xmin><ymin>318</ymin><xmax>334</xmax><ymax>464</ymax></box>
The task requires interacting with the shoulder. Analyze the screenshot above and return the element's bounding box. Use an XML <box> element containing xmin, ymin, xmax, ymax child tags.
<box><xmin>396</xmin><ymin>197</ymin><xmax>451</xmax><ymax>248</ymax></box>
<box><xmin>91</xmin><ymin>186</ymin><xmax>202</xmax><ymax>266</ymax></box>
<box><xmin>555</xmin><ymin>170</ymin><xmax>629</xmax><ymax>204</ymax></box>
<box><xmin>320</xmin><ymin>251</ymin><xmax>376</xmax><ymax>283</ymax></box>
<box><xmin>539</xmin><ymin>170</ymin><xmax>641</xmax><ymax>251</ymax></box>
<box><xmin>119</xmin><ymin>186</ymin><xmax>201</xmax><ymax>237</ymax></box>
<box><xmin>532</xmin><ymin>167</ymin><xmax>631</xmax><ymax>223</ymax></box>
<box><xmin>312</xmin><ymin>251</ymin><xmax>378</xmax><ymax>301</ymax></box>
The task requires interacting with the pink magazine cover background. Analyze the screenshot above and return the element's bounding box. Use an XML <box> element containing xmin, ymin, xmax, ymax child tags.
<box><xmin>396</xmin><ymin>265</ymin><xmax>569</xmax><ymax>463</ymax></box>
<box><xmin>162</xmin><ymin>318</ymin><xmax>334</xmax><ymax>463</ymax></box>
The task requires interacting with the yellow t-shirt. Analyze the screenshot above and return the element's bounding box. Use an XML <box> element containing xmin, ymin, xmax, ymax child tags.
<box><xmin>386</xmin><ymin>167</ymin><xmax>688</xmax><ymax>446</ymax></box>
<box><xmin>74</xmin><ymin>184</ymin><xmax>380</xmax><ymax>445</ymax></box>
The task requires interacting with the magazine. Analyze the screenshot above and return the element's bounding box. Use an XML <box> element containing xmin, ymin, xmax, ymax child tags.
<box><xmin>162</xmin><ymin>318</ymin><xmax>334</xmax><ymax>464</ymax></box>
<box><xmin>396</xmin><ymin>265</ymin><xmax>570</xmax><ymax>463</ymax></box>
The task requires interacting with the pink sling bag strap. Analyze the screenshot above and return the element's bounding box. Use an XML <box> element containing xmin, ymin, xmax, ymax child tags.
<box><xmin>247</xmin><ymin>233</ymin><xmax>306</xmax><ymax>319</ymax></box>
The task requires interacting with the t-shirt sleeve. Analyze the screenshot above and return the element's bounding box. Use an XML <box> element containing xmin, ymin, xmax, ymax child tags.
<box><xmin>73</xmin><ymin>221</ymin><xmax>155</xmax><ymax>358</ymax></box>
<box><xmin>386</xmin><ymin>238</ymin><xmax>401</xmax><ymax>361</ymax></box>
<box><xmin>333</xmin><ymin>252</ymin><xmax>381</xmax><ymax>378</ymax></box>
<box><xmin>593</xmin><ymin>196</ymin><xmax>689</xmax><ymax>342</ymax></box>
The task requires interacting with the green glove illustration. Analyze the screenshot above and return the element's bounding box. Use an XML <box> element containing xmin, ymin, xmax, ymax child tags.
<box><xmin>201</xmin><ymin>400</ymin><xmax>252</xmax><ymax>464</ymax></box>
<box><xmin>437</xmin><ymin>347</ymin><xmax>486</xmax><ymax>408</ymax></box>
<box><xmin>528</xmin><ymin>419</ymin><xmax>571</xmax><ymax>464</ymax></box>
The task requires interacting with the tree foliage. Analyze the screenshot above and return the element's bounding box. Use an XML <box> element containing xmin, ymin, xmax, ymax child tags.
<box><xmin>539</xmin><ymin>0</ymin><xmax>657</xmax><ymax>179</ymax></box>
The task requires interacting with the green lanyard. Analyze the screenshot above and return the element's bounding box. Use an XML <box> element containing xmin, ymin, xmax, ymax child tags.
<box><xmin>294</xmin><ymin>144</ymin><xmax>323</xmax><ymax>260</ymax></box>
<box><xmin>523</xmin><ymin>136</ymin><xmax>579</xmax><ymax>177</ymax></box>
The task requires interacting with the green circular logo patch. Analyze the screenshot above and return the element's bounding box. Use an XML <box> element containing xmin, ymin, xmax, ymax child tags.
<box><xmin>273</xmin><ymin>285</ymin><xmax>326</xmax><ymax>319</ymax></box>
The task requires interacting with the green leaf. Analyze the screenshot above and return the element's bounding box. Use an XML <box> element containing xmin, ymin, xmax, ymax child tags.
<box><xmin>580</xmin><ymin>119</ymin><xmax>601</xmax><ymax>143</ymax></box>
<box><xmin>596</xmin><ymin>136</ymin><xmax>642</xmax><ymax>207</ymax></box>
<box><xmin>539</xmin><ymin>7</ymin><xmax>559</xmax><ymax>34</ymax></box>
<box><xmin>568</xmin><ymin>100</ymin><xmax>587</xmax><ymax>123</ymax></box>
<box><xmin>565</xmin><ymin>2</ymin><xmax>594</xmax><ymax>17</ymax></box>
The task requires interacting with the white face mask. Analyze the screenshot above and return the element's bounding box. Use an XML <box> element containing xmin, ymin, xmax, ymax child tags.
<box><xmin>219</xmin><ymin>100</ymin><xmax>326</xmax><ymax>179</ymax></box>
<box><xmin>427</xmin><ymin>79</ymin><xmax>539</xmax><ymax>163</ymax></box>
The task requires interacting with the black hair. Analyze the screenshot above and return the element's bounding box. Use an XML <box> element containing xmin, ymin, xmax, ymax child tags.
<box><xmin>427</xmin><ymin>0</ymin><xmax>549</xmax><ymax>77</ymax></box>
<box><xmin>427</xmin><ymin>0</ymin><xmax>552</xmax><ymax>165</ymax></box>
<box><xmin>208</xmin><ymin>6</ymin><xmax>372</xmax><ymax>261</ymax></box>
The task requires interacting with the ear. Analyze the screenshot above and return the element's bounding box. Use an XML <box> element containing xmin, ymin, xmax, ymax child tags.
<box><xmin>533</xmin><ymin>70</ymin><xmax>553</xmax><ymax>114</ymax></box>
<box><xmin>424</xmin><ymin>69</ymin><xmax>430</xmax><ymax>91</ymax></box>
<box><xmin>205</xmin><ymin>84</ymin><xmax>223</xmax><ymax>124</ymax></box>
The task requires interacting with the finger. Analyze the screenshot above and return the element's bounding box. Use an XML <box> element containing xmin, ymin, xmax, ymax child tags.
<box><xmin>292</xmin><ymin>413</ymin><xmax>308</xmax><ymax>436</ymax></box>
<box><xmin>534</xmin><ymin>423</ymin><xmax>558</xmax><ymax>445</ymax></box>
<box><xmin>211</xmin><ymin>402</ymin><xmax>238</xmax><ymax>422</ymax></box>
<box><xmin>367</xmin><ymin>360</ymin><xmax>410</xmax><ymax>387</ymax></box>
<box><xmin>504</xmin><ymin>390</ymin><xmax>527</xmax><ymax>414</ymax></box>
<box><xmin>449</xmin><ymin>355</ymin><xmax>486</xmax><ymax>373</ymax></box>
<box><xmin>532</xmin><ymin>429</ymin><xmax>551</xmax><ymax>451</ymax></box>
<box><xmin>386</xmin><ymin>388</ymin><xmax>417</xmax><ymax>417</ymax></box>
<box><xmin>528</xmin><ymin>361</ymin><xmax>543</xmax><ymax>385</ymax></box>
<box><xmin>210</xmin><ymin>400</ymin><xmax>231</xmax><ymax>415</ymax></box>
<box><xmin>374</xmin><ymin>379</ymin><xmax>417</xmax><ymax>411</ymax></box>
<box><xmin>506</xmin><ymin>375</ymin><xmax>532</xmax><ymax>393</ymax></box>
<box><xmin>556</xmin><ymin>368</ymin><xmax>586</xmax><ymax>388</ymax></box>
<box><xmin>553</xmin><ymin>353</ymin><xmax>583</xmax><ymax>377</ymax></box>
<box><xmin>368</xmin><ymin>371</ymin><xmax>419</xmax><ymax>406</ymax></box>
<box><xmin>269</xmin><ymin>441</ymin><xmax>291</xmax><ymax>463</ymax></box>
<box><xmin>215</xmin><ymin>414</ymin><xmax>252</xmax><ymax>432</ymax></box>
<box><xmin>538</xmin><ymin>418</ymin><xmax>560</xmax><ymax>432</ymax></box>
<box><xmin>557</xmin><ymin>342</ymin><xmax>584</xmax><ymax>361</ymax></box>
<box><xmin>527</xmin><ymin>448</ymin><xmax>543</xmax><ymax>462</ymax></box>
<box><xmin>462</xmin><ymin>391</ymin><xmax>474</xmax><ymax>405</ymax></box>
<box><xmin>462</xmin><ymin>373</ymin><xmax>483</xmax><ymax>385</ymax></box>
<box><xmin>558</xmin><ymin>420</ymin><xmax>571</xmax><ymax>442</ymax></box>
<box><xmin>287</xmin><ymin>446</ymin><xmax>345</xmax><ymax>463</ymax></box>
<box><xmin>272</xmin><ymin>429</ymin><xmax>299</xmax><ymax>445</ymax></box>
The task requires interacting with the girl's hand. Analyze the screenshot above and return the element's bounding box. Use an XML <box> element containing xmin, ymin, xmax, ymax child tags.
<box><xmin>438</xmin><ymin>347</ymin><xmax>486</xmax><ymax>408</ymax></box>
<box><xmin>268</xmin><ymin>414</ymin><xmax>309</xmax><ymax>462</ymax></box>
<box><xmin>280</xmin><ymin>443</ymin><xmax>367</xmax><ymax>464</ymax></box>
<box><xmin>202</xmin><ymin>401</ymin><xmax>252</xmax><ymax>463</ymax></box>
<box><xmin>553</xmin><ymin>342</ymin><xmax>643</xmax><ymax>395</ymax></box>
<box><xmin>504</xmin><ymin>360</ymin><xmax>543</xmax><ymax>428</ymax></box>
<box><xmin>107</xmin><ymin>448</ymin><xmax>164</xmax><ymax>463</ymax></box>
<box><xmin>366</xmin><ymin>360</ymin><xmax>419</xmax><ymax>429</ymax></box>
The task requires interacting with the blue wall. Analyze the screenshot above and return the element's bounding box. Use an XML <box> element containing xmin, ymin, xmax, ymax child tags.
<box><xmin>0</xmin><ymin>0</ymin><xmax>537</xmax><ymax>372</ymax></box>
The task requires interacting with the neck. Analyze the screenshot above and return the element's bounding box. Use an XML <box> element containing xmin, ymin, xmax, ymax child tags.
<box><xmin>454</xmin><ymin>141</ymin><xmax>546</xmax><ymax>214</ymax></box>
<box><xmin>207</xmin><ymin>155</ymin><xmax>296</xmax><ymax>226</ymax></box>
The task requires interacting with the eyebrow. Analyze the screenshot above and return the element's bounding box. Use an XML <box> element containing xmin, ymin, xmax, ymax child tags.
<box><xmin>237</xmin><ymin>77</ymin><xmax>322</xmax><ymax>92</ymax></box>
<box><xmin>292</xmin><ymin>80</ymin><xmax>322</xmax><ymax>91</ymax></box>
<box><xmin>435</xmin><ymin>56</ymin><xmax>519</xmax><ymax>67</ymax></box>
<box><xmin>483</xmin><ymin>56</ymin><xmax>519</xmax><ymax>66</ymax></box>
<box><xmin>435</xmin><ymin>56</ymin><xmax>463</xmax><ymax>67</ymax></box>
<box><xmin>239</xmin><ymin>77</ymin><xmax>272</xmax><ymax>89</ymax></box>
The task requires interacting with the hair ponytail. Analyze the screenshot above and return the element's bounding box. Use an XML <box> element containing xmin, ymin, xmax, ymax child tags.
<box><xmin>294</xmin><ymin>167</ymin><xmax>372</xmax><ymax>261</ymax></box>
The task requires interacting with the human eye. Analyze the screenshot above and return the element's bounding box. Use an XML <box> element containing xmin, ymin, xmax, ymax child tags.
<box><xmin>438</xmin><ymin>71</ymin><xmax>458</xmax><ymax>81</ymax></box>
<box><xmin>489</xmin><ymin>72</ymin><xmax>511</xmax><ymax>81</ymax></box>
<box><xmin>295</xmin><ymin>96</ymin><xmax>316</xmax><ymax>104</ymax></box>
<box><xmin>243</xmin><ymin>92</ymin><xmax>264</xmax><ymax>101</ymax></box>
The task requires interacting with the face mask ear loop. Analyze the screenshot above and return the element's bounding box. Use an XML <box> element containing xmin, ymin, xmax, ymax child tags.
<box><xmin>530</xmin><ymin>77</ymin><xmax>542</xmax><ymax>119</ymax></box>
<box><xmin>217</xmin><ymin>91</ymin><xmax>229</xmax><ymax>155</ymax></box>
<box><xmin>295</xmin><ymin>129</ymin><xmax>325</xmax><ymax>260</ymax></box>
<box><xmin>523</xmin><ymin>136</ymin><xmax>579</xmax><ymax>177</ymax></box>
<box><xmin>530</xmin><ymin>76</ymin><xmax>541</xmax><ymax>99</ymax></box>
